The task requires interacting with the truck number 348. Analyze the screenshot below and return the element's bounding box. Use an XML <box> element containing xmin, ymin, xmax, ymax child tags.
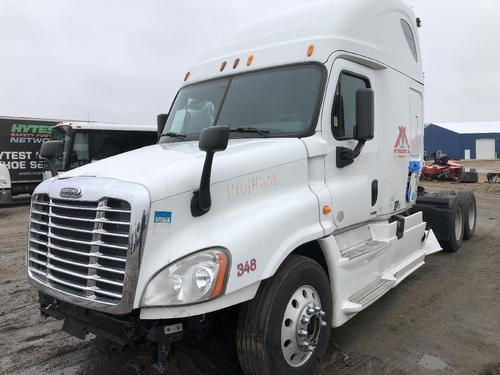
<box><xmin>237</xmin><ymin>259</ymin><xmax>257</xmax><ymax>277</ymax></box>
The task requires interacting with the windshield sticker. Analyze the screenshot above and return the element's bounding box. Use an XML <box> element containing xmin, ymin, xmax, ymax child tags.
<box><xmin>394</xmin><ymin>126</ymin><xmax>410</xmax><ymax>157</ymax></box>
<box><xmin>154</xmin><ymin>211</ymin><xmax>172</xmax><ymax>224</ymax></box>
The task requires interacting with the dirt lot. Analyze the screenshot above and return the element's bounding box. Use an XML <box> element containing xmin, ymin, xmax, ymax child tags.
<box><xmin>424</xmin><ymin>160</ymin><xmax>500</xmax><ymax>196</ymax></box>
<box><xmin>1</xmin><ymin>183</ymin><xmax>499</xmax><ymax>375</ymax></box>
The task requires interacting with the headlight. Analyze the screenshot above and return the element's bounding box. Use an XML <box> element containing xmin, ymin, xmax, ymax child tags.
<box><xmin>0</xmin><ymin>178</ymin><xmax>8</xmax><ymax>188</ymax></box>
<box><xmin>141</xmin><ymin>248</ymin><xmax>229</xmax><ymax>307</ymax></box>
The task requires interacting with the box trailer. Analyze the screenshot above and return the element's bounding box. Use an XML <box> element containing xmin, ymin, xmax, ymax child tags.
<box><xmin>0</xmin><ymin>116</ymin><xmax>60</xmax><ymax>203</ymax></box>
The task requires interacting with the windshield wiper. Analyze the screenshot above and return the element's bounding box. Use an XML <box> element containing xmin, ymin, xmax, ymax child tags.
<box><xmin>230</xmin><ymin>127</ymin><xmax>270</xmax><ymax>137</ymax></box>
<box><xmin>161</xmin><ymin>132</ymin><xmax>187</xmax><ymax>139</ymax></box>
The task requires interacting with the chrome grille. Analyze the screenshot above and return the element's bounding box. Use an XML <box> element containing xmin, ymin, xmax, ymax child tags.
<box><xmin>28</xmin><ymin>193</ymin><xmax>132</xmax><ymax>305</ymax></box>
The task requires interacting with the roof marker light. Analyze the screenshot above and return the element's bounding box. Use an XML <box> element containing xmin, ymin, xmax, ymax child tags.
<box><xmin>220</xmin><ymin>61</ymin><xmax>227</xmax><ymax>72</ymax></box>
<box><xmin>307</xmin><ymin>44</ymin><xmax>315</xmax><ymax>57</ymax></box>
<box><xmin>184</xmin><ymin>71</ymin><xmax>190</xmax><ymax>82</ymax></box>
<box><xmin>247</xmin><ymin>54</ymin><xmax>254</xmax><ymax>66</ymax></box>
<box><xmin>233</xmin><ymin>58</ymin><xmax>240</xmax><ymax>69</ymax></box>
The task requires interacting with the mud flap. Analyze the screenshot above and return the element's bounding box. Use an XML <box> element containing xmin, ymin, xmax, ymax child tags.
<box><xmin>422</xmin><ymin>230</ymin><xmax>442</xmax><ymax>255</ymax></box>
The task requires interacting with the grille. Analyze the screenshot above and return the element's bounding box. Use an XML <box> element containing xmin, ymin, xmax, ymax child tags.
<box><xmin>28</xmin><ymin>193</ymin><xmax>132</xmax><ymax>305</ymax></box>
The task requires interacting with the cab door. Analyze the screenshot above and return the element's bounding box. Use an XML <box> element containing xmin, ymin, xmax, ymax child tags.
<box><xmin>323</xmin><ymin>59</ymin><xmax>380</xmax><ymax>229</ymax></box>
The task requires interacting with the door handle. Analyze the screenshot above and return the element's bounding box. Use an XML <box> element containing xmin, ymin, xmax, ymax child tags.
<box><xmin>371</xmin><ymin>180</ymin><xmax>378</xmax><ymax>206</ymax></box>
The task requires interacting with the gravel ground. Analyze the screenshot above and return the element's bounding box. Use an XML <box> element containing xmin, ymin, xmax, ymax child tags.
<box><xmin>1</xmin><ymin>186</ymin><xmax>499</xmax><ymax>375</ymax></box>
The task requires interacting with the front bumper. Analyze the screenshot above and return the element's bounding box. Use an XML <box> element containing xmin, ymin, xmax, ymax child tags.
<box><xmin>39</xmin><ymin>292</ymin><xmax>184</xmax><ymax>347</ymax></box>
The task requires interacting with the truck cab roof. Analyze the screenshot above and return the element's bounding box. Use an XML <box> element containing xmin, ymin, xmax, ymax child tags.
<box><xmin>187</xmin><ymin>0</ymin><xmax>422</xmax><ymax>85</ymax></box>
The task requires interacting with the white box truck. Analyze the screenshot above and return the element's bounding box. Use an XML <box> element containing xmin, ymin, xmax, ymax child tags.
<box><xmin>27</xmin><ymin>1</ymin><xmax>477</xmax><ymax>373</ymax></box>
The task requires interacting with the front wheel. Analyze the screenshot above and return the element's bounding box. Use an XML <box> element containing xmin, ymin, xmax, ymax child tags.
<box><xmin>237</xmin><ymin>255</ymin><xmax>332</xmax><ymax>375</ymax></box>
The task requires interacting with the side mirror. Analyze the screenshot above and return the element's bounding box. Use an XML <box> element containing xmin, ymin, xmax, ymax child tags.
<box><xmin>191</xmin><ymin>126</ymin><xmax>230</xmax><ymax>217</ymax></box>
<box><xmin>355</xmin><ymin>88</ymin><xmax>374</xmax><ymax>141</ymax></box>
<box><xmin>40</xmin><ymin>140</ymin><xmax>63</xmax><ymax>177</ymax></box>
<box><xmin>40</xmin><ymin>140</ymin><xmax>63</xmax><ymax>159</ymax></box>
<box><xmin>199</xmin><ymin>125</ymin><xmax>230</xmax><ymax>153</ymax></box>
<box><xmin>157</xmin><ymin>113</ymin><xmax>169</xmax><ymax>138</ymax></box>
<box><xmin>336</xmin><ymin>89</ymin><xmax>375</xmax><ymax>168</ymax></box>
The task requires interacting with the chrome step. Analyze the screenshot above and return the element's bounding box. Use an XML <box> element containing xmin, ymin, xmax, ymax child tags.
<box><xmin>340</xmin><ymin>240</ymin><xmax>389</xmax><ymax>261</ymax></box>
<box><xmin>343</xmin><ymin>279</ymin><xmax>395</xmax><ymax>314</ymax></box>
<box><xmin>349</xmin><ymin>279</ymin><xmax>395</xmax><ymax>306</ymax></box>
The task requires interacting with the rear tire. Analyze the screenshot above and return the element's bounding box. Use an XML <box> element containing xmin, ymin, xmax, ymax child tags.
<box><xmin>237</xmin><ymin>255</ymin><xmax>331</xmax><ymax>375</ymax></box>
<box><xmin>442</xmin><ymin>196</ymin><xmax>464</xmax><ymax>252</ymax></box>
<box><xmin>458</xmin><ymin>191</ymin><xmax>477</xmax><ymax>240</ymax></box>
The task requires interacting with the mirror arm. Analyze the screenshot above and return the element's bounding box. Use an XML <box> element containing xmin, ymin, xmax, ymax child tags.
<box><xmin>191</xmin><ymin>152</ymin><xmax>215</xmax><ymax>217</ymax></box>
<box><xmin>336</xmin><ymin>140</ymin><xmax>366</xmax><ymax>168</ymax></box>
<box><xmin>351</xmin><ymin>139</ymin><xmax>366</xmax><ymax>158</ymax></box>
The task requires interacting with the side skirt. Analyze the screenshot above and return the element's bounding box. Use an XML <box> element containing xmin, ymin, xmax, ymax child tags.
<box><xmin>320</xmin><ymin>211</ymin><xmax>440</xmax><ymax>327</ymax></box>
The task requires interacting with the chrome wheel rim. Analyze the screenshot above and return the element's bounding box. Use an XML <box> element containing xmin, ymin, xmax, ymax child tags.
<box><xmin>455</xmin><ymin>207</ymin><xmax>463</xmax><ymax>241</ymax></box>
<box><xmin>281</xmin><ymin>285</ymin><xmax>327</xmax><ymax>367</ymax></box>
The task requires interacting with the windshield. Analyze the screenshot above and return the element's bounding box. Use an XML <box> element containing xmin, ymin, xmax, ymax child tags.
<box><xmin>160</xmin><ymin>64</ymin><xmax>324</xmax><ymax>141</ymax></box>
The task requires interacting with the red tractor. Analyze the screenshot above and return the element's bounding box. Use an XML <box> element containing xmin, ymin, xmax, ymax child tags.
<box><xmin>421</xmin><ymin>153</ymin><xmax>464</xmax><ymax>182</ymax></box>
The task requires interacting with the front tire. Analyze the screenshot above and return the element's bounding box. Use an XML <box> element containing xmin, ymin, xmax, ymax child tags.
<box><xmin>237</xmin><ymin>255</ymin><xmax>332</xmax><ymax>375</ymax></box>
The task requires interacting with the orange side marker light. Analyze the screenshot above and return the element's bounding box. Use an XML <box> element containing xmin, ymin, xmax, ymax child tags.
<box><xmin>210</xmin><ymin>252</ymin><xmax>228</xmax><ymax>299</ymax></box>
<box><xmin>322</xmin><ymin>205</ymin><xmax>332</xmax><ymax>215</ymax></box>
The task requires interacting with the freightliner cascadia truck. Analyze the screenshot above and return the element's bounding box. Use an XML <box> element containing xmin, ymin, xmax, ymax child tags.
<box><xmin>27</xmin><ymin>1</ymin><xmax>477</xmax><ymax>373</ymax></box>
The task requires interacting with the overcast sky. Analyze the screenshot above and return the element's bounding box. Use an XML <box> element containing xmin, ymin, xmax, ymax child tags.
<box><xmin>0</xmin><ymin>0</ymin><xmax>499</xmax><ymax>125</ymax></box>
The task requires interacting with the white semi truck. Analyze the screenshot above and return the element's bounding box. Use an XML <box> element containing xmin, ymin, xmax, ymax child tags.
<box><xmin>27</xmin><ymin>1</ymin><xmax>477</xmax><ymax>373</ymax></box>
<box><xmin>40</xmin><ymin>121</ymin><xmax>157</xmax><ymax>179</ymax></box>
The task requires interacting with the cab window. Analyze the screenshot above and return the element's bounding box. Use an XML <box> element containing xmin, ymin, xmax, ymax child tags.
<box><xmin>332</xmin><ymin>73</ymin><xmax>370</xmax><ymax>140</ymax></box>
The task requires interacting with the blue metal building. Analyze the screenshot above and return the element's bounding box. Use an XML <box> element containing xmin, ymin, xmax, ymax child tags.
<box><xmin>424</xmin><ymin>122</ymin><xmax>500</xmax><ymax>160</ymax></box>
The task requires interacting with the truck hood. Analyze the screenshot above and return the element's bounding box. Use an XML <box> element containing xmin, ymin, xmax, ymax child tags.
<box><xmin>57</xmin><ymin>138</ymin><xmax>308</xmax><ymax>202</ymax></box>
